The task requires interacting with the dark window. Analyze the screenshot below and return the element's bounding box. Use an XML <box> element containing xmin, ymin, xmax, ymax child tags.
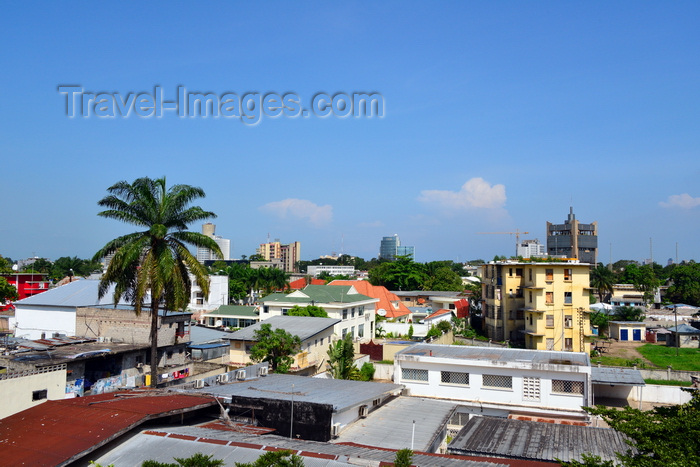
<box><xmin>32</xmin><ymin>389</ymin><xmax>48</xmax><ymax>401</ymax></box>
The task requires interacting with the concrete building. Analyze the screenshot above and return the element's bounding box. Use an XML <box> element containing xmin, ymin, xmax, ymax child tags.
<box><xmin>379</xmin><ymin>234</ymin><xmax>414</xmax><ymax>260</ymax></box>
<box><xmin>257</xmin><ymin>240</ymin><xmax>301</xmax><ymax>272</ymax></box>
<box><xmin>481</xmin><ymin>260</ymin><xmax>593</xmax><ymax>351</ymax></box>
<box><xmin>259</xmin><ymin>284</ymin><xmax>378</xmax><ymax>340</ymax></box>
<box><xmin>196</xmin><ymin>223</ymin><xmax>231</xmax><ymax>262</ymax></box>
<box><xmin>306</xmin><ymin>264</ymin><xmax>355</xmax><ymax>277</ymax></box>
<box><xmin>546</xmin><ymin>207</ymin><xmax>598</xmax><ymax>264</ymax></box>
<box><xmin>516</xmin><ymin>239</ymin><xmax>546</xmax><ymax>258</ymax></box>
<box><xmin>394</xmin><ymin>343</ymin><xmax>593</xmax><ymax>422</ymax></box>
<box><xmin>226</xmin><ymin>316</ymin><xmax>340</xmax><ymax>374</ymax></box>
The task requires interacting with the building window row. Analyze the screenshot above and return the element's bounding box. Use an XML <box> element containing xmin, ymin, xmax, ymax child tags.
<box><xmin>441</xmin><ymin>371</ymin><xmax>469</xmax><ymax>386</ymax></box>
<box><xmin>402</xmin><ymin>368</ymin><xmax>429</xmax><ymax>382</ymax></box>
<box><xmin>482</xmin><ymin>374</ymin><xmax>513</xmax><ymax>389</ymax></box>
<box><xmin>552</xmin><ymin>379</ymin><xmax>584</xmax><ymax>395</ymax></box>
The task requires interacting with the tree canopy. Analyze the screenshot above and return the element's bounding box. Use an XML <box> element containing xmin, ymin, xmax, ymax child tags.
<box><xmin>287</xmin><ymin>304</ymin><xmax>328</xmax><ymax>317</ymax></box>
<box><xmin>327</xmin><ymin>333</ymin><xmax>360</xmax><ymax>380</ymax></box>
<box><xmin>249</xmin><ymin>324</ymin><xmax>301</xmax><ymax>373</ymax></box>
<box><xmin>665</xmin><ymin>262</ymin><xmax>700</xmax><ymax>306</ymax></box>
<box><xmin>0</xmin><ymin>277</ymin><xmax>19</xmax><ymax>304</ymax></box>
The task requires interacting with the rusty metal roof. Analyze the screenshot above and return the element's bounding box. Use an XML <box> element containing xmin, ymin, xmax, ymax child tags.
<box><xmin>0</xmin><ymin>390</ymin><xmax>217</xmax><ymax>466</ymax></box>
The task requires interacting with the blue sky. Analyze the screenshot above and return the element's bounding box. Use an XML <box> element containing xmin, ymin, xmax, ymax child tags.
<box><xmin>1</xmin><ymin>2</ymin><xmax>699</xmax><ymax>264</ymax></box>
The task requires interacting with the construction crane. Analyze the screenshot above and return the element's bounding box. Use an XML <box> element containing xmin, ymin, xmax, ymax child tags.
<box><xmin>478</xmin><ymin>230</ymin><xmax>530</xmax><ymax>256</ymax></box>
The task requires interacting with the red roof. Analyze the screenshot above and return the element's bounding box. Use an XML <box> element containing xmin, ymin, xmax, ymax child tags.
<box><xmin>426</xmin><ymin>308</ymin><xmax>453</xmax><ymax>320</ymax></box>
<box><xmin>0</xmin><ymin>390</ymin><xmax>216</xmax><ymax>466</ymax></box>
<box><xmin>329</xmin><ymin>280</ymin><xmax>411</xmax><ymax>318</ymax></box>
<box><xmin>288</xmin><ymin>277</ymin><xmax>326</xmax><ymax>290</ymax></box>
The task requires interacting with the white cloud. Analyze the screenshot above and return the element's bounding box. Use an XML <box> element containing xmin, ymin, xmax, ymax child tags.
<box><xmin>260</xmin><ymin>198</ymin><xmax>333</xmax><ymax>227</ymax></box>
<box><xmin>659</xmin><ymin>194</ymin><xmax>700</xmax><ymax>209</ymax></box>
<box><xmin>418</xmin><ymin>177</ymin><xmax>506</xmax><ymax>210</ymax></box>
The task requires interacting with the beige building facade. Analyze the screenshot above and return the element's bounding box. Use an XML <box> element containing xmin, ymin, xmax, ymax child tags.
<box><xmin>482</xmin><ymin>260</ymin><xmax>593</xmax><ymax>352</ymax></box>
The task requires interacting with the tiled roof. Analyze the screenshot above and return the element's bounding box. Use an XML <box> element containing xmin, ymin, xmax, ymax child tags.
<box><xmin>260</xmin><ymin>284</ymin><xmax>375</xmax><ymax>305</ymax></box>
<box><xmin>288</xmin><ymin>277</ymin><xmax>325</xmax><ymax>290</ymax></box>
<box><xmin>329</xmin><ymin>280</ymin><xmax>411</xmax><ymax>318</ymax></box>
<box><xmin>426</xmin><ymin>308</ymin><xmax>453</xmax><ymax>320</ymax></box>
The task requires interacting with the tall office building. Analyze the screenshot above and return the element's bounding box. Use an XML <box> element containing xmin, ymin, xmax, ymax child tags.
<box><xmin>196</xmin><ymin>223</ymin><xmax>231</xmax><ymax>263</ymax></box>
<box><xmin>546</xmin><ymin>208</ymin><xmax>597</xmax><ymax>264</ymax></box>
<box><xmin>257</xmin><ymin>240</ymin><xmax>301</xmax><ymax>272</ymax></box>
<box><xmin>516</xmin><ymin>239</ymin><xmax>546</xmax><ymax>258</ymax></box>
<box><xmin>379</xmin><ymin>234</ymin><xmax>415</xmax><ymax>260</ymax></box>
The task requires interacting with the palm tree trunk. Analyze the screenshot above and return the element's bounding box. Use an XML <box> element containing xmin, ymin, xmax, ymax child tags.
<box><xmin>150</xmin><ymin>296</ymin><xmax>159</xmax><ymax>388</ymax></box>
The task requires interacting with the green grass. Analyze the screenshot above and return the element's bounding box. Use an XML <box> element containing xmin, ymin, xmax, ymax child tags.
<box><xmin>594</xmin><ymin>356</ymin><xmax>645</xmax><ymax>368</ymax></box>
<box><xmin>644</xmin><ymin>379</ymin><xmax>693</xmax><ymax>387</ymax></box>
<box><xmin>637</xmin><ymin>344</ymin><xmax>700</xmax><ymax>371</ymax></box>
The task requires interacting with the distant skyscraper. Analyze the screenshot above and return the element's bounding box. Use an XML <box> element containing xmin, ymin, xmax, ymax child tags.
<box><xmin>546</xmin><ymin>208</ymin><xmax>597</xmax><ymax>264</ymax></box>
<box><xmin>379</xmin><ymin>234</ymin><xmax>414</xmax><ymax>260</ymax></box>
<box><xmin>197</xmin><ymin>223</ymin><xmax>231</xmax><ymax>262</ymax></box>
<box><xmin>257</xmin><ymin>239</ymin><xmax>301</xmax><ymax>272</ymax></box>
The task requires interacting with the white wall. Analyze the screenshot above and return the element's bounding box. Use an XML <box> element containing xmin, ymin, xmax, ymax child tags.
<box><xmin>14</xmin><ymin>305</ymin><xmax>77</xmax><ymax>339</ymax></box>
<box><xmin>396</xmin><ymin>359</ymin><xmax>590</xmax><ymax>414</ymax></box>
<box><xmin>0</xmin><ymin>367</ymin><xmax>67</xmax><ymax>419</ymax></box>
<box><xmin>263</xmin><ymin>303</ymin><xmax>376</xmax><ymax>341</ymax></box>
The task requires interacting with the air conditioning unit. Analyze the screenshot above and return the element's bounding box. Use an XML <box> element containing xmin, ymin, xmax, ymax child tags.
<box><xmin>331</xmin><ymin>423</ymin><xmax>341</xmax><ymax>437</ymax></box>
<box><xmin>359</xmin><ymin>405</ymin><xmax>368</xmax><ymax>418</ymax></box>
<box><xmin>194</xmin><ymin>380</ymin><xmax>205</xmax><ymax>389</ymax></box>
<box><xmin>258</xmin><ymin>366</ymin><xmax>268</xmax><ymax>377</ymax></box>
<box><xmin>217</xmin><ymin>373</ymin><xmax>229</xmax><ymax>383</ymax></box>
<box><xmin>236</xmin><ymin>369</ymin><xmax>246</xmax><ymax>380</ymax></box>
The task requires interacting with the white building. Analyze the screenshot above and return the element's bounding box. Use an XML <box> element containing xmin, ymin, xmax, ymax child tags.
<box><xmin>394</xmin><ymin>343</ymin><xmax>593</xmax><ymax>421</ymax></box>
<box><xmin>306</xmin><ymin>265</ymin><xmax>355</xmax><ymax>277</ymax></box>
<box><xmin>196</xmin><ymin>223</ymin><xmax>231</xmax><ymax>262</ymax></box>
<box><xmin>516</xmin><ymin>239</ymin><xmax>546</xmax><ymax>258</ymax></box>
<box><xmin>259</xmin><ymin>285</ymin><xmax>378</xmax><ymax>341</ymax></box>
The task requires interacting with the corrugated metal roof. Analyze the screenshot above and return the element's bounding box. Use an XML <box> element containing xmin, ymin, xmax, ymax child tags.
<box><xmin>448</xmin><ymin>416</ymin><xmax>633</xmax><ymax>463</ymax></box>
<box><xmin>0</xmin><ymin>390</ymin><xmax>217</xmax><ymax>466</ymax></box>
<box><xmin>209</xmin><ymin>305</ymin><xmax>259</xmax><ymax>317</ymax></box>
<box><xmin>92</xmin><ymin>427</ymin><xmax>511</xmax><ymax>467</ymax></box>
<box><xmin>668</xmin><ymin>323</ymin><xmax>700</xmax><ymax>333</ymax></box>
<box><xmin>396</xmin><ymin>343</ymin><xmax>590</xmax><ymax>367</ymax></box>
<box><xmin>189</xmin><ymin>325</ymin><xmax>232</xmax><ymax>344</ymax></box>
<box><xmin>591</xmin><ymin>367</ymin><xmax>645</xmax><ymax>386</ymax></box>
<box><xmin>336</xmin><ymin>397</ymin><xmax>456</xmax><ymax>451</ymax></box>
<box><xmin>14</xmin><ymin>279</ymin><xmax>127</xmax><ymax>307</ymax></box>
<box><xmin>187</xmin><ymin>373</ymin><xmax>403</xmax><ymax>412</ymax></box>
<box><xmin>225</xmin><ymin>316</ymin><xmax>340</xmax><ymax>342</ymax></box>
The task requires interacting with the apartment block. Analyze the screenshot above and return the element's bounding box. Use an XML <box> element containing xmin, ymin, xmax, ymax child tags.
<box><xmin>257</xmin><ymin>240</ymin><xmax>301</xmax><ymax>272</ymax></box>
<box><xmin>481</xmin><ymin>260</ymin><xmax>593</xmax><ymax>352</ymax></box>
<box><xmin>546</xmin><ymin>207</ymin><xmax>598</xmax><ymax>264</ymax></box>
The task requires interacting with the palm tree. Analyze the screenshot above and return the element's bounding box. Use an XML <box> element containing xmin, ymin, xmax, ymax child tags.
<box><xmin>590</xmin><ymin>264</ymin><xmax>614</xmax><ymax>303</ymax></box>
<box><xmin>93</xmin><ymin>177</ymin><xmax>221</xmax><ymax>388</ymax></box>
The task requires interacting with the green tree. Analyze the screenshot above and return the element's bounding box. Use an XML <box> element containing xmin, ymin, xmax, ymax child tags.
<box><xmin>93</xmin><ymin>177</ymin><xmax>220</xmax><ymax>388</ymax></box>
<box><xmin>20</xmin><ymin>258</ymin><xmax>53</xmax><ymax>273</ymax></box>
<box><xmin>665</xmin><ymin>263</ymin><xmax>700</xmax><ymax>306</ymax></box>
<box><xmin>359</xmin><ymin>362</ymin><xmax>375</xmax><ymax>381</ymax></box>
<box><xmin>0</xmin><ymin>277</ymin><xmax>19</xmax><ymax>303</ymax></box>
<box><xmin>143</xmin><ymin>452</ymin><xmax>225</xmax><ymax>467</ymax></box>
<box><xmin>393</xmin><ymin>449</ymin><xmax>413</xmax><ymax>467</ymax></box>
<box><xmin>436</xmin><ymin>320</ymin><xmax>452</xmax><ymax>333</ymax></box>
<box><xmin>235</xmin><ymin>449</ymin><xmax>304</xmax><ymax>467</ymax></box>
<box><xmin>618</xmin><ymin>264</ymin><xmax>660</xmax><ymax>305</ymax></box>
<box><xmin>589</xmin><ymin>311</ymin><xmax>611</xmax><ymax>337</ymax></box>
<box><xmin>422</xmin><ymin>266</ymin><xmax>463</xmax><ymax>291</ymax></box>
<box><xmin>575</xmin><ymin>390</ymin><xmax>700</xmax><ymax>466</ymax></box>
<box><xmin>614</xmin><ymin>306</ymin><xmax>645</xmax><ymax>322</ymax></box>
<box><xmin>407</xmin><ymin>324</ymin><xmax>414</xmax><ymax>339</ymax></box>
<box><xmin>559</xmin><ymin>453</ymin><xmax>615</xmax><ymax>467</ymax></box>
<box><xmin>249</xmin><ymin>323</ymin><xmax>301</xmax><ymax>373</ymax></box>
<box><xmin>287</xmin><ymin>304</ymin><xmax>328</xmax><ymax>317</ymax></box>
<box><xmin>0</xmin><ymin>255</ymin><xmax>13</xmax><ymax>274</ymax></box>
<box><xmin>590</xmin><ymin>264</ymin><xmax>614</xmax><ymax>303</ymax></box>
<box><xmin>327</xmin><ymin>333</ymin><xmax>359</xmax><ymax>380</ymax></box>
<box><xmin>368</xmin><ymin>256</ymin><xmax>426</xmax><ymax>291</ymax></box>
<box><xmin>50</xmin><ymin>256</ymin><xmax>102</xmax><ymax>281</ymax></box>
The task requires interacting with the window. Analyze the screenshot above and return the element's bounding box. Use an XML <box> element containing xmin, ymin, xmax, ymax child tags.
<box><xmin>529</xmin><ymin>291</ymin><xmax>533</xmax><ymax>303</ymax></box>
<box><xmin>546</xmin><ymin>269</ymin><xmax>553</xmax><ymax>281</ymax></box>
<box><xmin>529</xmin><ymin>268</ymin><xmax>533</xmax><ymax>281</ymax></box>
<box><xmin>282</xmin><ymin>308</ymin><xmax>289</xmax><ymax>316</ymax></box>
<box><xmin>546</xmin><ymin>314</ymin><xmax>554</xmax><ymax>327</ymax></box>
<box><xmin>516</xmin><ymin>268</ymin><xmax>523</xmax><ymax>277</ymax></box>
<box><xmin>546</xmin><ymin>338</ymin><xmax>554</xmax><ymax>350</ymax></box>
<box><xmin>552</xmin><ymin>379</ymin><xmax>584</xmax><ymax>395</ymax></box>
<box><xmin>565</xmin><ymin>315</ymin><xmax>573</xmax><ymax>328</ymax></box>
<box><xmin>32</xmin><ymin>389</ymin><xmax>48</xmax><ymax>401</ymax></box>
<box><xmin>358</xmin><ymin>324</ymin><xmax>364</xmax><ymax>338</ymax></box>
<box><xmin>564</xmin><ymin>292</ymin><xmax>572</xmax><ymax>304</ymax></box>
<box><xmin>564</xmin><ymin>338</ymin><xmax>573</xmax><ymax>351</ymax></box>
<box><xmin>523</xmin><ymin>377</ymin><xmax>541</xmax><ymax>401</ymax></box>
<box><xmin>351</xmin><ymin>326</ymin><xmax>355</xmax><ymax>337</ymax></box>
<box><xmin>564</xmin><ymin>268</ymin><xmax>572</xmax><ymax>281</ymax></box>
<box><xmin>509</xmin><ymin>267</ymin><xmax>513</xmax><ymax>276</ymax></box>
<box><xmin>482</xmin><ymin>374</ymin><xmax>512</xmax><ymax>389</ymax></box>
<box><xmin>402</xmin><ymin>368</ymin><xmax>428</xmax><ymax>382</ymax></box>
<box><xmin>342</xmin><ymin>328</ymin><xmax>347</xmax><ymax>338</ymax></box>
<box><xmin>516</xmin><ymin>310</ymin><xmax>524</xmax><ymax>320</ymax></box>
<box><xmin>342</xmin><ymin>309</ymin><xmax>348</xmax><ymax>320</ymax></box>
<box><xmin>351</xmin><ymin>307</ymin><xmax>355</xmax><ymax>318</ymax></box>
<box><xmin>359</xmin><ymin>306</ymin><xmax>364</xmax><ymax>316</ymax></box>
<box><xmin>546</xmin><ymin>292</ymin><xmax>554</xmax><ymax>304</ymax></box>
<box><xmin>441</xmin><ymin>371</ymin><xmax>469</xmax><ymax>386</ymax></box>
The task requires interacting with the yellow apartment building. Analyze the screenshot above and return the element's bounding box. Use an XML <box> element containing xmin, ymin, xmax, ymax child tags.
<box><xmin>481</xmin><ymin>260</ymin><xmax>593</xmax><ymax>352</ymax></box>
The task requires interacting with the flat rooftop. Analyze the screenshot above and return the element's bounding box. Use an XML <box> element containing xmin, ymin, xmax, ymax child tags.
<box><xmin>396</xmin><ymin>343</ymin><xmax>590</xmax><ymax>367</ymax></box>
<box><xmin>186</xmin><ymin>373</ymin><xmax>403</xmax><ymax>412</ymax></box>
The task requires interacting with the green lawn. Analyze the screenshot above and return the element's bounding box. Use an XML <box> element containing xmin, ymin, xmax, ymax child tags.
<box><xmin>593</xmin><ymin>355</ymin><xmax>646</xmax><ymax>368</ymax></box>
<box><xmin>637</xmin><ymin>344</ymin><xmax>700</xmax><ymax>371</ymax></box>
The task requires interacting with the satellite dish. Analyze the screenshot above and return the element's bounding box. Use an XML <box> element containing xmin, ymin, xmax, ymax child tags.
<box><xmin>377</xmin><ymin>309</ymin><xmax>387</xmax><ymax>317</ymax></box>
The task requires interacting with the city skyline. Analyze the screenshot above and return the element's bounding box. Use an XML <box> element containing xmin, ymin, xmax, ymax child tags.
<box><xmin>2</xmin><ymin>2</ymin><xmax>699</xmax><ymax>264</ymax></box>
